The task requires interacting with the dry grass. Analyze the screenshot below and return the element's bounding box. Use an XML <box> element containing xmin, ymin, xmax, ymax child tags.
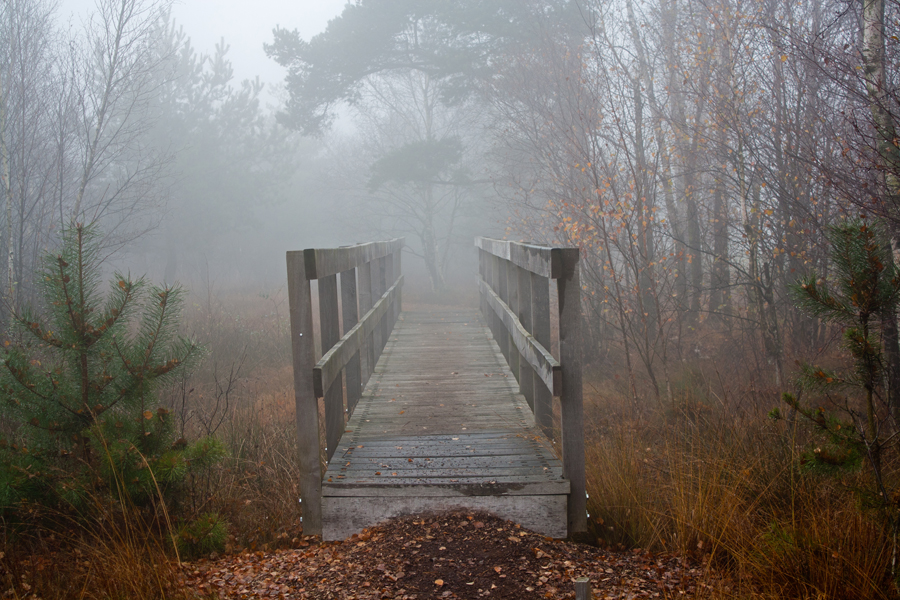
<box><xmin>4</xmin><ymin>287</ymin><xmax>899</xmax><ymax>599</ymax></box>
<box><xmin>583</xmin><ymin>354</ymin><xmax>899</xmax><ymax>600</ymax></box>
<box><xmin>163</xmin><ymin>286</ymin><xmax>303</xmax><ymax>552</ymax></box>
<box><xmin>0</xmin><ymin>497</ymin><xmax>192</xmax><ymax>599</ymax></box>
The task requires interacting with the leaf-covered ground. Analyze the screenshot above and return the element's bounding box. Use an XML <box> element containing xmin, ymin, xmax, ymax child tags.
<box><xmin>182</xmin><ymin>512</ymin><xmax>716</xmax><ymax>599</ymax></box>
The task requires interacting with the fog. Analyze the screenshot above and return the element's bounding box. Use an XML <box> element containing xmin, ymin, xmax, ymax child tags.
<box><xmin>6</xmin><ymin>2</ymin><xmax>900</xmax><ymax>588</ymax></box>
<box><xmin>40</xmin><ymin>0</ymin><xmax>506</xmax><ymax>302</ymax></box>
<box><xmin>58</xmin><ymin>0</ymin><xmax>347</xmax><ymax>107</ymax></box>
<box><xmin>7</xmin><ymin>0</ymin><xmax>900</xmax><ymax>366</ymax></box>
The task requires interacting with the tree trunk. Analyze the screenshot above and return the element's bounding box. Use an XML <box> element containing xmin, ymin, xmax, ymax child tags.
<box><xmin>0</xmin><ymin>70</ymin><xmax>13</xmax><ymax>314</ymax></box>
<box><xmin>862</xmin><ymin>0</ymin><xmax>900</xmax><ymax>428</ymax></box>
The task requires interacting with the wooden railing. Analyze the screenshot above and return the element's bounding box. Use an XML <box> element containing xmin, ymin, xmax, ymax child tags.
<box><xmin>475</xmin><ymin>237</ymin><xmax>587</xmax><ymax>536</ymax></box>
<box><xmin>287</xmin><ymin>239</ymin><xmax>404</xmax><ymax>536</ymax></box>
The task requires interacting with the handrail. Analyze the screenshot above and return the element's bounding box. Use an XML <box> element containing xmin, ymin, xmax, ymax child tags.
<box><xmin>478</xmin><ymin>278</ymin><xmax>561</xmax><ymax>395</ymax></box>
<box><xmin>475</xmin><ymin>236</ymin><xmax>586</xmax><ymax>537</ymax></box>
<box><xmin>304</xmin><ymin>239</ymin><xmax>404</xmax><ymax>280</ymax></box>
<box><xmin>314</xmin><ymin>276</ymin><xmax>403</xmax><ymax>397</ymax></box>
<box><xmin>287</xmin><ymin>238</ymin><xmax>404</xmax><ymax>537</ymax></box>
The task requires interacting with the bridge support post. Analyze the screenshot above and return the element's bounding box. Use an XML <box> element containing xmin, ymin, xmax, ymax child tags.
<box><xmin>474</xmin><ymin>237</ymin><xmax>587</xmax><ymax>539</ymax></box>
<box><xmin>287</xmin><ymin>251</ymin><xmax>323</xmax><ymax>536</ymax></box>
<box><xmin>557</xmin><ymin>250</ymin><xmax>587</xmax><ymax>537</ymax></box>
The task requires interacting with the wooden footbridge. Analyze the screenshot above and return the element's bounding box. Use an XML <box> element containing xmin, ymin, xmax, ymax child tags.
<box><xmin>287</xmin><ymin>238</ymin><xmax>586</xmax><ymax>541</ymax></box>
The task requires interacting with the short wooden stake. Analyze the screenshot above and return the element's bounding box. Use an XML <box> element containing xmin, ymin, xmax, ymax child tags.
<box><xmin>574</xmin><ymin>576</ymin><xmax>591</xmax><ymax>600</ymax></box>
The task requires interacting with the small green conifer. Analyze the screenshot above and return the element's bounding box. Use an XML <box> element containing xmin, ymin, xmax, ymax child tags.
<box><xmin>0</xmin><ymin>224</ymin><xmax>204</xmax><ymax>510</ymax></box>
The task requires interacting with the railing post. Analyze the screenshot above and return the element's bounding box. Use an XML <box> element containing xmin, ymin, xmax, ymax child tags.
<box><xmin>517</xmin><ymin>264</ymin><xmax>535</xmax><ymax>411</ymax></box>
<box><xmin>385</xmin><ymin>251</ymin><xmax>396</xmax><ymax>332</ymax></box>
<box><xmin>393</xmin><ymin>247</ymin><xmax>402</xmax><ymax>324</ymax></box>
<box><xmin>340</xmin><ymin>268</ymin><xmax>362</xmax><ymax>416</ymax></box>
<box><xmin>557</xmin><ymin>250</ymin><xmax>587</xmax><ymax>537</ymax></box>
<box><xmin>507</xmin><ymin>261</ymin><xmax>520</xmax><ymax>384</ymax></box>
<box><xmin>318</xmin><ymin>273</ymin><xmax>343</xmax><ymax>463</ymax></box>
<box><xmin>496</xmin><ymin>255</ymin><xmax>509</xmax><ymax>363</ymax></box>
<box><xmin>358</xmin><ymin>261</ymin><xmax>374</xmax><ymax>382</ymax></box>
<box><xmin>478</xmin><ymin>248</ymin><xmax>486</xmax><ymax>321</ymax></box>
<box><xmin>377</xmin><ymin>255</ymin><xmax>389</xmax><ymax>353</ymax></box>
<box><xmin>484</xmin><ymin>250</ymin><xmax>495</xmax><ymax>336</ymax></box>
<box><xmin>287</xmin><ymin>251</ymin><xmax>322</xmax><ymax>536</ymax></box>
<box><xmin>371</xmin><ymin>256</ymin><xmax>385</xmax><ymax>364</ymax></box>
<box><xmin>532</xmin><ymin>272</ymin><xmax>553</xmax><ymax>436</ymax></box>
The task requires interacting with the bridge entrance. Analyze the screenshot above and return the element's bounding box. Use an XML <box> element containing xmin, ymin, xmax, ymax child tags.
<box><xmin>287</xmin><ymin>238</ymin><xmax>585</xmax><ymax>541</ymax></box>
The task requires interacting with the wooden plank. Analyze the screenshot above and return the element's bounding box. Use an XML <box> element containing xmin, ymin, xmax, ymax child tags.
<box><xmin>492</xmin><ymin>255</ymin><xmax>508</xmax><ymax>362</ymax></box>
<box><xmin>318</xmin><ymin>274</ymin><xmax>343</xmax><ymax>462</ymax></box>
<box><xmin>532</xmin><ymin>272</ymin><xmax>553</xmax><ymax>435</ymax></box>
<box><xmin>340</xmin><ymin>269</ymin><xmax>362</xmax><ymax>415</ymax></box>
<box><xmin>334</xmin><ymin>466</ymin><xmax>561</xmax><ymax>478</ymax></box>
<box><xmin>314</xmin><ymin>276</ymin><xmax>403</xmax><ymax>397</ymax></box>
<box><xmin>322</xmin><ymin>495</ymin><xmax>567</xmax><ymax>541</ymax></box>
<box><xmin>557</xmin><ymin>256</ymin><xmax>587</xmax><ymax>536</ymax></box>
<box><xmin>517</xmin><ymin>262</ymin><xmax>536</xmax><ymax>411</ymax></box>
<box><xmin>304</xmin><ymin>239</ymin><xmax>403</xmax><ymax>280</ymax></box>
<box><xmin>323</xmin><ymin>481</ymin><xmax>569</xmax><ymax>497</ymax></box>
<box><xmin>479</xmin><ymin>279</ymin><xmax>561</xmax><ymax>396</ymax></box>
<box><xmin>393</xmin><ymin>249</ymin><xmax>402</xmax><ymax>323</ymax></box>
<box><xmin>507</xmin><ymin>261</ymin><xmax>521</xmax><ymax>384</ymax></box>
<box><xmin>320</xmin><ymin>308</ymin><xmax>569</xmax><ymax>541</ymax></box>
<box><xmin>358</xmin><ymin>261</ymin><xmax>374</xmax><ymax>383</ymax></box>
<box><xmin>332</xmin><ymin>456</ymin><xmax>555</xmax><ymax>469</ymax></box>
<box><xmin>372</xmin><ymin>256</ymin><xmax>385</xmax><ymax>362</ymax></box>
<box><xmin>475</xmin><ymin>237</ymin><xmax>578</xmax><ymax>279</ymax></box>
<box><xmin>473</xmin><ymin>236</ymin><xmax>510</xmax><ymax>261</ymax></box>
<box><xmin>286</xmin><ymin>251</ymin><xmax>323</xmax><ymax>535</ymax></box>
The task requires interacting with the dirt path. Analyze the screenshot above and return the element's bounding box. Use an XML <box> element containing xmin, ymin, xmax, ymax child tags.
<box><xmin>182</xmin><ymin>511</ymin><xmax>713</xmax><ymax>599</ymax></box>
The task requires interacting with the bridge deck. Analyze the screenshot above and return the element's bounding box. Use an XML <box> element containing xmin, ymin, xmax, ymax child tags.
<box><xmin>321</xmin><ymin>307</ymin><xmax>569</xmax><ymax>540</ymax></box>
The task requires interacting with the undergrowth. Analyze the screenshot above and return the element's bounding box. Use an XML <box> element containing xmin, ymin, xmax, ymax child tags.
<box><xmin>4</xmin><ymin>287</ymin><xmax>898</xmax><ymax>599</ymax></box>
<box><xmin>583</xmin><ymin>351</ymin><xmax>899</xmax><ymax>600</ymax></box>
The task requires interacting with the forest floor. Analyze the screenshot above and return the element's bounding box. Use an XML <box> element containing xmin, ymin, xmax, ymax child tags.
<box><xmin>180</xmin><ymin>511</ymin><xmax>720</xmax><ymax>600</ymax></box>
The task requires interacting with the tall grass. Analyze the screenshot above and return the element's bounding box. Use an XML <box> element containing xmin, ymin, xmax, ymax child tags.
<box><xmin>583</xmin><ymin>357</ymin><xmax>898</xmax><ymax>599</ymax></box>
<box><xmin>5</xmin><ymin>286</ymin><xmax>897</xmax><ymax>599</ymax></box>
<box><xmin>163</xmin><ymin>286</ymin><xmax>302</xmax><ymax>551</ymax></box>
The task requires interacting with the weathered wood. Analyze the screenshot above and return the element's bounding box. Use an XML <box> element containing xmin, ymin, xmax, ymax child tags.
<box><xmin>507</xmin><ymin>261</ymin><xmax>520</xmax><ymax>384</ymax></box>
<box><xmin>372</xmin><ymin>256</ymin><xmax>385</xmax><ymax>364</ymax></box>
<box><xmin>325</xmin><ymin>481</ymin><xmax>569</xmax><ymax>497</ymax></box>
<box><xmin>475</xmin><ymin>237</ymin><xmax>569</xmax><ymax>279</ymax></box>
<box><xmin>321</xmin><ymin>308</ymin><xmax>569</xmax><ymax>541</ymax></box>
<box><xmin>392</xmin><ymin>249</ymin><xmax>402</xmax><ymax>323</ymax></box>
<box><xmin>304</xmin><ymin>239</ymin><xmax>403</xmax><ymax>280</ymax></box>
<box><xmin>492</xmin><ymin>255</ymin><xmax>509</xmax><ymax>362</ymax></box>
<box><xmin>318</xmin><ymin>274</ymin><xmax>344</xmax><ymax>463</ymax></box>
<box><xmin>314</xmin><ymin>277</ymin><xmax>403</xmax><ymax>398</ymax></box>
<box><xmin>356</xmin><ymin>263</ymin><xmax>375</xmax><ymax>384</ymax></box>
<box><xmin>323</xmin><ymin>495</ymin><xmax>567</xmax><ymax>541</ymax></box>
<box><xmin>385</xmin><ymin>252</ymin><xmax>396</xmax><ymax>332</ymax></box>
<box><xmin>358</xmin><ymin>261</ymin><xmax>374</xmax><ymax>383</ymax></box>
<box><xmin>532</xmin><ymin>272</ymin><xmax>553</xmax><ymax>435</ymax></box>
<box><xmin>517</xmin><ymin>263</ymin><xmax>536</xmax><ymax>411</ymax></box>
<box><xmin>286</xmin><ymin>251</ymin><xmax>323</xmax><ymax>535</ymax></box>
<box><xmin>558</xmin><ymin>255</ymin><xmax>587</xmax><ymax>536</ymax></box>
<box><xmin>574</xmin><ymin>577</ymin><xmax>591</xmax><ymax>600</ymax></box>
<box><xmin>474</xmin><ymin>237</ymin><xmax>510</xmax><ymax>261</ymax></box>
<box><xmin>340</xmin><ymin>269</ymin><xmax>362</xmax><ymax>415</ymax></box>
<box><xmin>479</xmin><ymin>279</ymin><xmax>561</xmax><ymax>396</ymax></box>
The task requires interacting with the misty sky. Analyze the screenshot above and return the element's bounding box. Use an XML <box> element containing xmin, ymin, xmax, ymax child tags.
<box><xmin>58</xmin><ymin>0</ymin><xmax>349</xmax><ymax>106</ymax></box>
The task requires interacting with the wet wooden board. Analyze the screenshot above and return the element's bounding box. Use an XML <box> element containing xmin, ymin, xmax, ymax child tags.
<box><xmin>321</xmin><ymin>308</ymin><xmax>568</xmax><ymax>540</ymax></box>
